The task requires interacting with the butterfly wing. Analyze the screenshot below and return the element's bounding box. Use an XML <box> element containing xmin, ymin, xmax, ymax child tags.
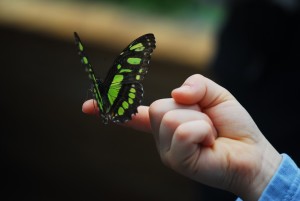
<box><xmin>74</xmin><ymin>32</ymin><xmax>106</xmax><ymax>117</ymax></box>
<box><xmin>103</xmin><ymin>33</ymin><xmax>156</xmax><ymax>123</ymax></box>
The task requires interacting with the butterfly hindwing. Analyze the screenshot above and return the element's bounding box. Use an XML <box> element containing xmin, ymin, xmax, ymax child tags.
<box><xmin>110</xmin><ymin>83</ymin><xmax>144</xmax><ymax>123</ymax></box>
<box><xmin>103</xmin><ymin>34</ymin><xmax>156</xmax><ymax>123</ymax></box>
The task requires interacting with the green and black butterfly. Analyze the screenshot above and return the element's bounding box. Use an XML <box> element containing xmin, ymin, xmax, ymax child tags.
<box><xmin>74</xmin><ymin>32</ymin><xmax>156</xmax><ymax>124</ymax></box>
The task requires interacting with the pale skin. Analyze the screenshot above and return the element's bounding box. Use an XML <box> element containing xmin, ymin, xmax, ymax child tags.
<box><xmin>82</xmin><ymin>74</ymin><xmax>282</xmax><ymax>201</ymax></box>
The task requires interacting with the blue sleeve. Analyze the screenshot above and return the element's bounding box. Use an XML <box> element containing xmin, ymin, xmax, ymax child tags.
<box><xmin>236</xmin><ymin>154</ymin><xmax>300</xmax><ymax>201</ymax></box>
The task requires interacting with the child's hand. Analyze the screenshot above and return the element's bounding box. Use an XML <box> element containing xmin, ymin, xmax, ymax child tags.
<box><xmin>82</xmin><ymin>74</ymin><xmax>281</xmax><ymax>201</ymax></box>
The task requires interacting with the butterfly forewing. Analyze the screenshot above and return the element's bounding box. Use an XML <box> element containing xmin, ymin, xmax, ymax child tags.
<box><xmin>103</xmin><ymin>33</ymin><xmax>156</xmax><ymax>123</ymax></box>
<box><xmin>74</xmin><ymin>32</ymin><xmax>105</xmax><ymax>114</ymax></box>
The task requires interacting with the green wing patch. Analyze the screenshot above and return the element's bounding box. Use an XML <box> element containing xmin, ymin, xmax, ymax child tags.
<box><xmin>74</xmin><ymin>32</ymin><xmax>156</xmax><ymax>124</ymax></box>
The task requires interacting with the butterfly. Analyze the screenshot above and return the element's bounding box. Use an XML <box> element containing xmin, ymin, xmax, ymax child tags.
<box><xmin>74</xmin><ymin>32</ymin><xmax>156</xmax><ymax>124</ymax></box>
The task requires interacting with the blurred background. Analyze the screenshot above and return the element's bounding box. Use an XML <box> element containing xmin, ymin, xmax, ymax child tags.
<box><xmin>1</xmin><ymin>0</ymin><xmax>299</xmax><ymax>200</ymax></box>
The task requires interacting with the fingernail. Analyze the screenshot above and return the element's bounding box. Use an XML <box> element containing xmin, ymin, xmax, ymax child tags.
<box><xmin>173</xmin><ymin>85</ymin><xmax>191</xmax><ymax>92</ymax></box>
<box><xmin>178</xmin><ymin>85</ymin><xmax>191</xmax><ymax>90</ymax></box>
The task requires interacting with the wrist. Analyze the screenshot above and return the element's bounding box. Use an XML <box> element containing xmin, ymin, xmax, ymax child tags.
<box><xmin>240</xmin><ymin>139</ymin><xmax>282</xmax><ymax>201</ymax></box>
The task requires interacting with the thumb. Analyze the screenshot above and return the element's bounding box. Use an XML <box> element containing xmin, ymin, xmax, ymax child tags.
<box><xmin>171</xmin><ymin>74</ymin><xmax>235</xmax><ymax>107</ymax></box>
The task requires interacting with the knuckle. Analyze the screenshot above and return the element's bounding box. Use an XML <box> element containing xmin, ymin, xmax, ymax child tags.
<box><xmin>149</xmin><ymin>99</ymin><xmax>170</xmax><ymax>117</ymax></box>
<box><xmin>174</xmin><ymin>124</ymin><xmax>190</xmax><ymax>142</ymax></box>
<box><xmin>161</xmin><ymin>110</ymin><xmax>179</xmax><ymax>127</ymax></box>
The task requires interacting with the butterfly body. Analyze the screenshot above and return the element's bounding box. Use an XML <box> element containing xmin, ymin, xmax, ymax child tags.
<box><xmin>74</xmin><ymin>32</ymin><xmax>156</xmax><ymax>124</ymax></box>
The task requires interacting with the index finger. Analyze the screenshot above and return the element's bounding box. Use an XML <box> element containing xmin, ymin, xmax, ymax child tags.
<box><xmin>82</xmin><ymin>99</ymin><xmax>152</xmax><ymax>133</ymax></box>
<box><xmin>123</xmin><ymin>106</ymin><xmax>152</xmax><ymax>133</ymax></box>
